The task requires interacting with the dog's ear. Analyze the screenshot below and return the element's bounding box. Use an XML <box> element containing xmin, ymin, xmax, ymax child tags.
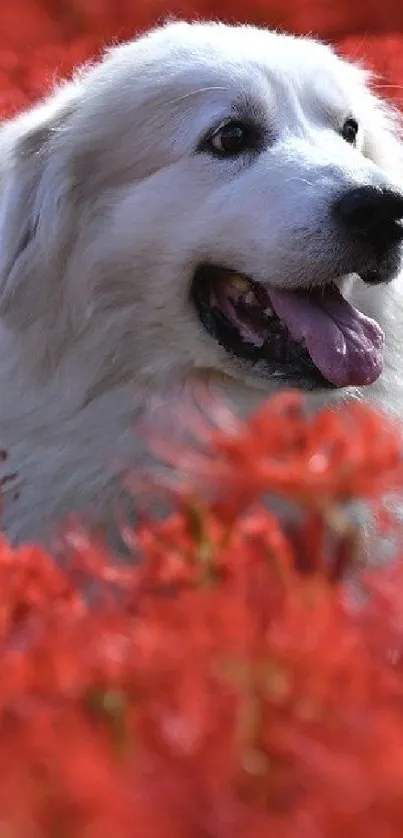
<box><xmin>0</xmin><ymin>91</ymin><xmax>79</xmax><ymax>329</ymax></box>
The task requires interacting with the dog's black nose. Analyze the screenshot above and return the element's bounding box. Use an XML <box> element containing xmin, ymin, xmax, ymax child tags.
<box><xmin>334</xmin><ymin>185</ymin><xmax>403</xmax><ymax>246</ymax></box>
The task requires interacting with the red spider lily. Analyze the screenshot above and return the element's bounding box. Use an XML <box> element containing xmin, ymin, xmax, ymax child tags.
<box><xmin>0</xmin><ymin>393</ymin><xmax>401</xmax><ymax>835</ymax></box>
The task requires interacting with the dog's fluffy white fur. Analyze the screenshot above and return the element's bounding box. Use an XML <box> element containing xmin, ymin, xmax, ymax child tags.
<box><xmin>0</xmin><ymin>20</ymin><xmax>403</xmax><ymax>545</ymax></box>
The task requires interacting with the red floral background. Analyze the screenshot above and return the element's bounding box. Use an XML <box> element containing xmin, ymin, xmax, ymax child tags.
<box><xmin>2</xmin><ymin>2</ymin><xmax>403</xmax><ymax>837</ymax></box>
<box><xmin>1</xmin><ymin>0</ymin><xmax>403</xmax><ymax>118</ymax></box>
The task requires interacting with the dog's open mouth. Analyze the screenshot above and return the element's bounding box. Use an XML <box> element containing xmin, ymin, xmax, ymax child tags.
<box><xmin>191</xmin><ymin>266</ymin><xmax>385</xmax><ymax>389</ymax></box>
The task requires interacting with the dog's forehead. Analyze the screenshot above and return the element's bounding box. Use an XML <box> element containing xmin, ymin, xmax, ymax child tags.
<box><xmin>126</xmin><ymin>24</ymin><xmax>361</xmax><ymax>113</ymax></box>
<box><xmin>74</xmin><ymin>24</ymin><xmax>367</xmax><ymax>167</ymax></box>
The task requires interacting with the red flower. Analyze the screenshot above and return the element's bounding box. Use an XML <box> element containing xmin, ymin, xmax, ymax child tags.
<box><xmin>0</xmin><ymin>393</ymin><xmax>401</xmax><ymax>834</ymax></box>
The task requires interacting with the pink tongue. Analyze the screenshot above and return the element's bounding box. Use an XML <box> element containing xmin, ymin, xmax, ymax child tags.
<box><xmin>267</xmin><ymin>284</ymin><xmax>384</xmax><ymax>387</ymax></box>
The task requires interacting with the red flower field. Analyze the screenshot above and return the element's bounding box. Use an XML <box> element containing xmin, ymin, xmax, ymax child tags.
<box><xmin>1</xmin><ymin>394</ymin><xmax>403</xmax><ymax>836</ymax></box>
<box><xmin>2</xmin><ymin>1</ymin><xmax>403</xmax><ymax>835</ymax></box>
<box><xmin>1</xmin><ymin>0</ymin><xmax>403</xmax><ymax>117</ymax></box>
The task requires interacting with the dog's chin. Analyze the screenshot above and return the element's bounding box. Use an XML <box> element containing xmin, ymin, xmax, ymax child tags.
<box><xmin>190</xmin><ymin>264</ymin><xmax>389</xmax><ymax>392</ymax></box>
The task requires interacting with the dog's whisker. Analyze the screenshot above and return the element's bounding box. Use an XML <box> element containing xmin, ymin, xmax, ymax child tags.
<box><xmin>165</xmin><ymin>86</ymin><xmax>230</xmax><ymax>106</ymax></box>
<box><xmin>285</xmin><ymin>176</ymin><xmax>315</xmax><ymax>188</ymax></box>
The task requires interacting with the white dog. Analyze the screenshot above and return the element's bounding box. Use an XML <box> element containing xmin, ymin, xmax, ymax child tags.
<box><xmin>0</xmin><ymin>20</ymin><xmax>403</xmax><ymax>546</ymax></box>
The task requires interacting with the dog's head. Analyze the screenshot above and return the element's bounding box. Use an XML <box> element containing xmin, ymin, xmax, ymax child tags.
<box><xmin>0</xmin><ymin>21</ymin><xmax>402</xmax><ymax>403</ymax></box>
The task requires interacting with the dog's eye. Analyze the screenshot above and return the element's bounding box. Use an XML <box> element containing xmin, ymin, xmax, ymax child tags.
<box><xmin>202</xmin><ymin>120</ymin><xmax>258</xmax><ymax>157</ymax></box>
<box><xmin>341</xmin><ymin>117</ymin><xmax>359</xmax><ymax>145</ymax></box>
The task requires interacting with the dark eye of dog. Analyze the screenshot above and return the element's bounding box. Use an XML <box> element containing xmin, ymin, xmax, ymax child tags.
<box><xmin>202</xmin><ymin>119</ymin><xmax>258</xmax><ymax>157</ymax></box>
<box><xmin>341</xmin><ymin>117</ymin><xmax>359</xmax><ymax>144</ymax></box>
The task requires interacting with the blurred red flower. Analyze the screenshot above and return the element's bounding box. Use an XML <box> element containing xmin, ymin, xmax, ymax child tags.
<box><xmin>0</xmin><ymin>394</ymin><xmax>402</xmax><ymax>835</ymax></box>
<box><xmin>0</xmin><ymin>0</ymin><xmax>403</xmax><ymax>117</ymax></box>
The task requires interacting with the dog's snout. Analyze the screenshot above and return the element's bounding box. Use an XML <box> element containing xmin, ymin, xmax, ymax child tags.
<box><xmin>333</xmin><ymin>186</ymin><xmax>403</xmax><ymax>246</ymax></box>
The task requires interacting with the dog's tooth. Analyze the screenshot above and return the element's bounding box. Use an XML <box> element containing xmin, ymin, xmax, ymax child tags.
<box><xmin>229</xmin><ymin>274</ymin><xmax>250</xmax><ymax>292</ymax></box>
<box><xmin>264</xmin><ymin>306</ymin><xmax>274</xmax><ymax>317</ymax></box>
<box><xmin>244</xmin><ymin>289</ymin><xmax>259</xmax><ymax>306</ymax></box>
